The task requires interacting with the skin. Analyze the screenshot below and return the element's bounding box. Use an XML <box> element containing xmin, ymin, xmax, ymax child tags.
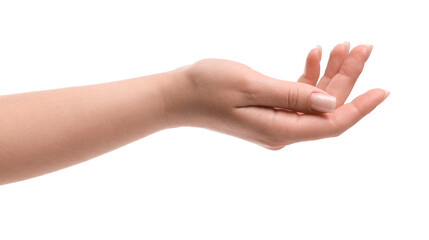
<box><xmin>0</xmin><ymin>43</ymin><xmax>388</xmax><ymax>185</ymax></box>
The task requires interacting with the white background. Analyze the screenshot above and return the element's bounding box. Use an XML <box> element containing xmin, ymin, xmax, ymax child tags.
<box><xmin>0</xmin><ymin>0</ymin><xmax>428</xmax><ymax>239</ymax></box>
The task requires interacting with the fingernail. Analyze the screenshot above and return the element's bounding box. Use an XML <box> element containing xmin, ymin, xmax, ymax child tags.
<box><xmin>315</xmin><ymin>45</ymin><xmax>322</xmax><ymax>56</ymax></box>
<box><xmin>343</xmin><ymin>41</ymin><xmax>350</xmax><ymax>52</ymax></box>
<box><xmin>364</xmin><ymin>44</ymin><xmax>374</xmax><ymax>53</ymax></box>
<box><xmin>383</xmin><ymin>89</ymin><xmax>390</xmax><ymax>99</ymax></box>
<box><xmin>310</xmin><ymin>93</ymin><xmax>337</xmax><ymax>113</ymax></box>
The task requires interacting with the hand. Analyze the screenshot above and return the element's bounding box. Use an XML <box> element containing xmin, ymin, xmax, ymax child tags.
<box><xmin>164</xmin><ymin>43</ymin><xmax>388</xmax><ymax>150</ymax></box>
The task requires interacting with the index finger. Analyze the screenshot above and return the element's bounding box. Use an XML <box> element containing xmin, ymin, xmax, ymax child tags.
<box><xmin>290</xmin><ymin>88</ymin><xmax>388</xmax><ymax>142</ymax></box>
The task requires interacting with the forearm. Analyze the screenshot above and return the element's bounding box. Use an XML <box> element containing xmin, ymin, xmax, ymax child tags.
<box><xmin>0</xmin><ymin>69</ymin><xmax>181</xmax><ymax>185</ymax></box>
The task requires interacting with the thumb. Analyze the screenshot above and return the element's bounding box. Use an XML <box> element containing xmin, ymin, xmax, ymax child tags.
<box><xmin>245</xmin><ymin>78</ymin><xmax>337</xmax><ymax>114</ymax></box>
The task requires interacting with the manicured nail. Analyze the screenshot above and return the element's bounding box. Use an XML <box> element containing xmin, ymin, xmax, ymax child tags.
<box><xmin>310</xmin><ymin>93</ymin><xmax>337</xmax><ymax>113</ymax></box>
<box><xmin>343</xmin><ymin>41</ymin><xmax>350</xmax><ymax>52</ymax></box>
<box><xmin>383</xmin><ymin>89</ymin><xmax>390</xmax><ymax>99</ymax></box>
<box><xmin>364</xmin><ymin>44</ymin><xmax>374</xmax><ymax>53</ymax></box>
<box><xmin>315</xmin><ymin>45</ymin><xmax>322</xmax><ymax>55</ymax></box>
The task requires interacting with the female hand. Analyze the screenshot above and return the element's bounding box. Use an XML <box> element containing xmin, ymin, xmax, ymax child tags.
<box><xmin>164</xmin><ymin>43</ymin><xmax>388</xmax><ymax>150</ymax></box>
<box><xmin>0</xmin><ymin>42</ymin><xmax>388</xmax><ymax>184</ymax></box>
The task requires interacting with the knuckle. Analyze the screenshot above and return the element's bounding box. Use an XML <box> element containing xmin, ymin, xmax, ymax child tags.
<box><xmin>243</xmin><ymin>84</ymin><xmax>259</xmax><ymax>102</ymax></box>
<box><xmin>239</xmin><ymin>75</ymin><xmax>260</xmax><ymax>102</ymax></box>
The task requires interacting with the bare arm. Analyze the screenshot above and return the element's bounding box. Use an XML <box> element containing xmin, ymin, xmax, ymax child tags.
<box><xmin>0</xmin><ymin>43</ymin><xmax>388</xmax><ymax>185</ymax></box>
<box><xmin>0</xmin><ymin>70</ymin><xmax>179</xmax><ymax>184</ymax></box>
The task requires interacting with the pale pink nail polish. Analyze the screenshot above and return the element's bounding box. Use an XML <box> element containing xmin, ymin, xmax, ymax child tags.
<box><xmin>310</xmin><ymin>93</ymin><xmax>337</xmax><ymax>113</ymax></box>
<box><xmin>315</xmin><ymin>45</ymin><xmax>322</xmax><ymax>56</ymax></box>
<box><xmin>383</xmin><ymin>89</ymin><xmax>390</xmax><ymax>99</ymax></box>
<box><xmin>344</xmin><ymin>41</ymin><xmax>350</xmax><ymax>52</ymax></box>
<box><xmin>365</xmin><ymin>44</ymin><xmax>374</xmax><ymax>53</ymax></box>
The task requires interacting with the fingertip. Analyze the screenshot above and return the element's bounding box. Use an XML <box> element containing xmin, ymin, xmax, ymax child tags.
<box><xmin>310</xmin><ymin>48</ymin><xmax>322</xmax><ymax>68</ymax></box>
<box><xmin>370</xmin><ymin>88</ymin><xmax>389</xmax><ymax>101</ymax></box>
<box><xmin>349</xmin><ymin>88</ymin><xmax>388</xmax><ymax>115</ymax></box>
<box><xmin>343</xmin><ymin>41</ymin><xmax>350</xmax><ymax>53</ymax></box>
<box><xmin>382</xmin><ymin>89</ymin><xmax>390</xmax><ymax>100</ymax></box>
<box><xmin>364</xmin><ymin>44</ymin><xmax>374</xmax><ymax>52</ymax></box>
<box><xmin>350</xmin><ymin>44</ymin><xmax>374</xmax><ymax>61</ymax></box>
<box><xmin>316</xmin><ymin>45</ymin><xmax>322</xmax><ymax>60</ymax></box>
<box><xmin>332</xmin><ymin>42</ymin><xmax>350</xmax><ymax>54</ymax></box>
<box><xmin>370</xmin><ymin>88</ymin><xmax>390</xmax><ymax>106</ymax></box>
<box><xmin>300</xmin><ymin>46</ymin><xmax>322</xmax><ymax>85</ymax></box>
<box><xmin>343</xmin><ymin>41</ymin><xmax>350</xmax><ymax>48</ymax></box>
<box><xmin>309</xmin><ymin>45</ymin><xmax>322</xmax><ymax>61</ymax></box>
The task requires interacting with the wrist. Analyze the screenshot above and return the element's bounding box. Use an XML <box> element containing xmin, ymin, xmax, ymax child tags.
<box><xmin>158</xmin><ymin>64</ymin><xmax>194</xmax><ymax>129</ymax></box>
